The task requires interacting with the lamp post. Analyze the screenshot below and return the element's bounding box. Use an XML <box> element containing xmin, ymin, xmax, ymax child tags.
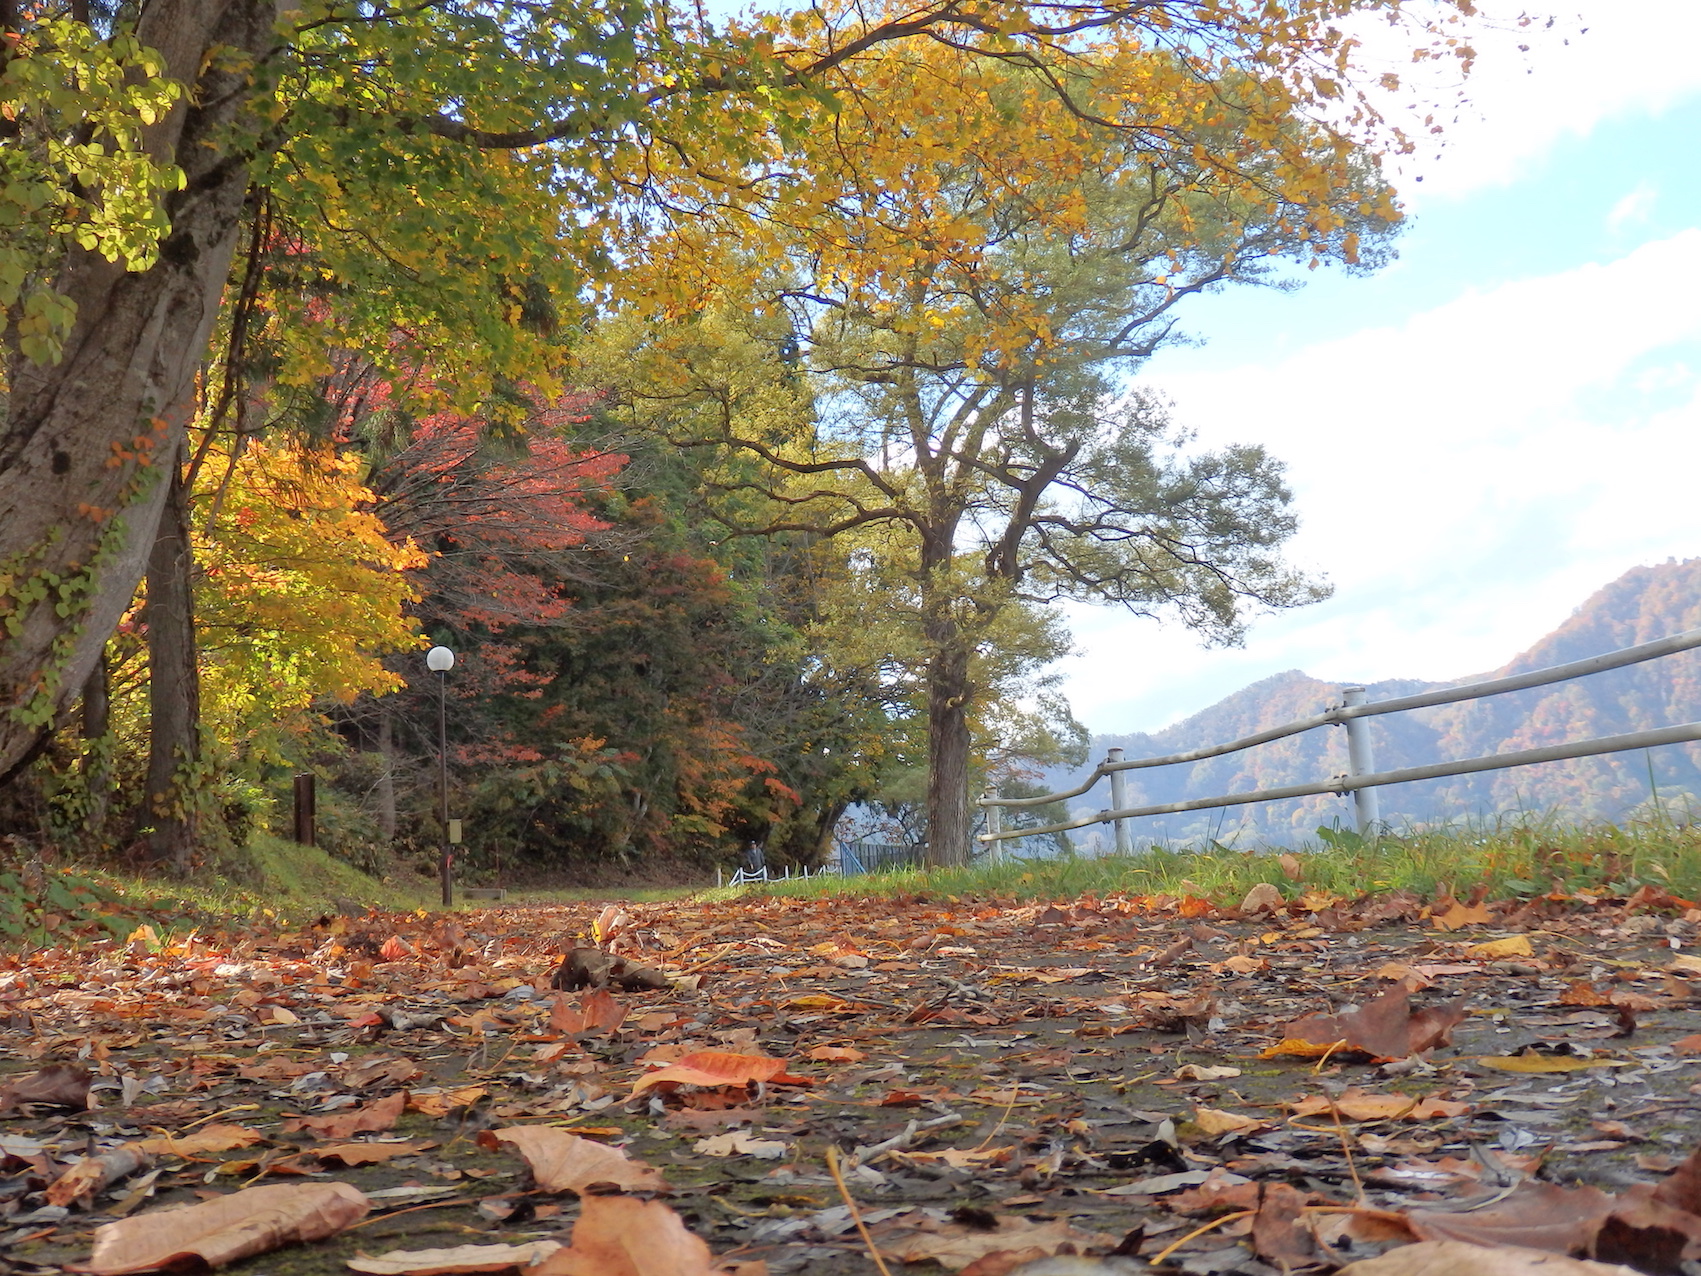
<box><xmin>426</xmin><ymin>645</ymin><xmax>455</xmax><ymax>906</ymax></box>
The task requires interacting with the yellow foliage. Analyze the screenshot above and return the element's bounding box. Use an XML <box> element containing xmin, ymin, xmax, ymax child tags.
<box><xmin>195</xmin><ymin>439</ymin><xmax>425</xmax><ymax>758</ymax></box>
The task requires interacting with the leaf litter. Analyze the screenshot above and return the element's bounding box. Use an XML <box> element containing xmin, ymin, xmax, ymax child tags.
<box><xmin>2</xmin><ymin>884</ymin><xmax>1701</xmax><ymax>1274</ymax></box>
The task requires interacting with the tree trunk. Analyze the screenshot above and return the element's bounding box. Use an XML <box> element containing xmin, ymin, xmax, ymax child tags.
<box><xmin>376</xmin><ymin>705</ymin><xmax>397</xmax><ymax>843</ymax></box>
<box><xmin>0</xmin><ymin>0</ymin><xmax>277</xmax><ymax>783</ymax></box>
<box><xmin>924</xmin><ymin>638</ymin><xmax>974</xmax><ymax>867</ymax></box>
<box><xmin>79</xmin><ymin>644</ymin><xmax>113</xmax><ymax>838</ymax></box>
<box><xmin>143</xmin><ymin>452</ymin><xmax>200</xmax><ymax>873</ymax></box>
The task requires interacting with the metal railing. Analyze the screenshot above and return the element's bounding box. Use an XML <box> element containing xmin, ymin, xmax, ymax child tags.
<box><xmin>978</xmin><ymin>625</ymin><xmax>1701</xmax><ymax>850</ymax></box>
<box><xmin>837</xmin><ymin>841</ymin><xmax>928</xmax><ymax>874</ymax></box>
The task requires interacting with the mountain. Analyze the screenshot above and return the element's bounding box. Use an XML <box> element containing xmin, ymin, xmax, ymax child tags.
<box><xmin>1041</xmin><ymin>558</ymin><xmax>1701</xmax><ymax>846</ymax></box>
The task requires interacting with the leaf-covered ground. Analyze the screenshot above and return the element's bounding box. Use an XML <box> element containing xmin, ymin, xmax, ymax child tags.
<box><xmin>4</xmin><ymin>881</ymin><xmax>1701</xmax><ymax>1276</ymax></box>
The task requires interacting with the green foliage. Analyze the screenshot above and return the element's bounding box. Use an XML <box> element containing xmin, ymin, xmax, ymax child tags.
<box><xmin>0</xmin><ymin>859</ymin><xmax>129</xmax><ymax>947</ymax></box>
<box><xmin>0</xmin><ymin>20</ymin><xmax>184</xmax><ymax>363</ymax></box>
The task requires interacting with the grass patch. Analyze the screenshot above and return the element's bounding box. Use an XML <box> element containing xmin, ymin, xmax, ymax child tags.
<box><xmin>741</xmin><ymin>815</ymin><xmax>1701</xmax><ymax>905</ymax></box>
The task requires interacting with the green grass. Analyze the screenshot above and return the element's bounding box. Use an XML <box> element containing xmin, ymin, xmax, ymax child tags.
<box><xmin>739</xmin><ymin>814</ymin><xmax>1701</xmax><ymax>905</ymax></box>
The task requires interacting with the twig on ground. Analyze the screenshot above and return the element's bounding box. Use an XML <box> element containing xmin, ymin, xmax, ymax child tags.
<box><xmin>826</xmin><ymin>1144</ymin><xmax>895</xmax><ymax>1276</ymax></box>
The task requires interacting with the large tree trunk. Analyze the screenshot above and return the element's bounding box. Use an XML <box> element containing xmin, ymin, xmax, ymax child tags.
<box><xmin>143</xmin><ymin>452</ymin><xmax>201</xmax><ymax>873</ymax></box>
<box><xmin>0</xmin><ymin>0</ymin><xmax>276</xmax><ymax>783</ymax></box>
<box><xmin>924</xmin><ymin>637</ymin><xmax>975</xmax><ymax>867</ymax></box>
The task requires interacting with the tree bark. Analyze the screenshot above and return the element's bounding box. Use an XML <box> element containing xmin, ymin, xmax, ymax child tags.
<box><xmin>924</xmin><ymin>634</ymin><xmax>974</xmax><ymax>867</ymax></box>
<box><xmin>143</xmin><ymin>450</ymin><xmax>200</xmax><ymax>873</ymax></box>
<box><xmin>0</xmin><ymin>0</ymin><xmax>277</xmax><ymax>783</ymax></box>
<box><xmin>79</xmin><ymin>644</ymin><xmax>112</xmax><ymax>837</ymax></box>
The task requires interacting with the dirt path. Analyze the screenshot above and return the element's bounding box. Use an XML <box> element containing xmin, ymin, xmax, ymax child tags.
<box><xmin>3</xmin><ymin>885</ymin><xmax>1700</xmax><ymax>1275</ymax></box>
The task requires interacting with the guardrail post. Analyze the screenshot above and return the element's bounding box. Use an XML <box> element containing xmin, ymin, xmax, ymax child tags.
<box><xmin>982</xmin><ymin>787</ymin><xmax>1003</xmax><ymax>863</ymax></box>
<box><xmin>1106</xmin><ymin>748</ymin><xmax>1131</xmax><ymax>854</ymax></box>
<box><xmin>1341</xmin><ymin>686</ymin><xmax>1382</xmax><ymax>838</ymax></box>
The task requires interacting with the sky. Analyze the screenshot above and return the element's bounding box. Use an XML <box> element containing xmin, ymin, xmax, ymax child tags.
<box><xmin>1059</xmin><ymin>0</ymin><xmax>1701</xmax><ymax>737</ymax></box>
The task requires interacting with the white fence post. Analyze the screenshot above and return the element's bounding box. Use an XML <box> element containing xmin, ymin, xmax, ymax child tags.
<box><xmin>1341</xmin><ymin>686</ymin><xmax>1382</xmax><ymax>838</ymax></box>
<box><xmin>983</xmin><ymin>787</ymin><xmax>1002</xmax><ymax>862</ymax></box>
<box><xmin>1106</xmin><ymin>747</ymin><xmax>1131</xmax><ymax>854</ymax></box>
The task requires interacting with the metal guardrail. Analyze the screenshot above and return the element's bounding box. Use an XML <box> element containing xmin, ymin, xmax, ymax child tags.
<box><xmin>979</xmin><ymin>625</ymin><xmax>1701</xmax><ymax>849</ymax></box>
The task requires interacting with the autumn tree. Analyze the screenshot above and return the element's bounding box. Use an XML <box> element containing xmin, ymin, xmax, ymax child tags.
<box><xmin>1</xmin><ymin>0</ymin><xmax>1483</xmax><ymax>786</ymax></box>
<box><xmin>623</xmin><ymin>41</ymin><xmax>1403</xmax><ymax>863</ymax></box>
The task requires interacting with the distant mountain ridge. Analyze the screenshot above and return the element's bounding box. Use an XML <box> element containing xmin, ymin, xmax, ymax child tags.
<box><xmin>1044</xmin><ymin>558</ymin><xmax>1701</xmax><ymax>844</ymax></box>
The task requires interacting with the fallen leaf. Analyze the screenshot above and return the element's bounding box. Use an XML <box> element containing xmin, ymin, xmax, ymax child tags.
<box><xmin>1174</xmin><ymin>1064</ymin><xmax>1241</xmax><ymax>1081</ymax></box>
<box><xmin>0</xmin><ymin>1063</ymin><xmax>91</xmax><ymax>1112</ymax></box>
<box><xmin>1240</xmin><ymin>883</ymin><xmax>1283</xmax><ymax>914</ymax></box>
<box><xmin>379</xmin><ymin>936</ymin><xmax>415</xmax><ymax>961</ymax></box>
<box><xmin>1291</xmin><ymin>1090</ymin><xmax>1470</xmax><ymax>1121</ymax></box>
<box><xmin>283</xmin><ymin>1091</ymin><xmax>406</xmax><ymax>1139</ymax></box>
<box><xmin>1278</xmin><ymin>853</ymin><xmax>1303</xmax><ymax>880</ymax></box>
<box><xmin>1559</xmin><ymin>981</ymin><xmax>1613</xmax><ymax>1007</ymax></box>
<box><xmin>1467</xmin><ymin>935</ymin><xmax>1535</xmax><ymax>960</ymax></box>
<box><xmin>1192</xmin><ymin>1105</ymin><xmax>1266</xmax><ymax>1135</ymax></box>
<box><xmin>1406</xmin><ymin>1181</ymin><xmax>1617</xmax><ymax>1253</ymax></box>
<box><xmin>1252</xmin><ymin>1181</ymin><xmax>1320</xmax><ymax>1269</ymax></box>
<box><xmin>344</xmin><ymin>1056</ymin><xmax>424</xmax><ymax>1089</ymax></box>
<box><xmin>48</xmin><ymin>1144</ymin><xmax>153</xmax><ymax>1207</ymax></box>
<box><xmin>631</xmin><ymin>1051</ymin><xmax>798</xmax><ymax>1096</ymax></box>
<box><xmin>134</xmin><ymin>1125</ymin><xmax>265</xmax><ymax>1157</ymax></box>
<box><xmin>1338</xmin><ymin>1240</ymin><xmax>1643</xmax><ymax>1275</ymax></box>
<box><xmin>693</xmin><ymin>1131</ymin><xmax>789</xmax><ymax>1159</ymax></box>
<box><xmin>313</xmin><ymin>1141</ymin><xmax>428</xmax><ymax>1166</ymax></box>
<box><xmin>805</xmin><ymin>1046</ymin><xmax>866</xmax><ymax>1063</ymax></box>
<box><xmin>347</xmin><ymin>1242</ymin><xmax>564</xmax><ymax>1275</ymax></box>
<box><xmin>1280</xmin><ymin>985</ymin><xmax>1467</xmax><ymax>1060</ymax></box>
<box><xmin>477</xmin><ymin>1127</ymin><xmax>670</xmax><ymax>1194</ymax></box>
<box><xmin>870</xmin><ymin>1211</ymin><xmax>1116</xmax><ymax>1272</ymax></box>
<box><xmin>550</xmin><ymin>989</ymin><xmax>627</xmax><ymax>1037</ymax></box>
<box><xmin>527</xmin><ymin>1194</ymin><xmax>718</xmax><ymax>1276</ymax></box>
<box><xmin>1433</xmin><ymin>900</ymin><xmax>1495</xmax><ymax>931</ymax></box>
<box><xmin>71</xmin><ymin>1181</ymin><xmax>369</xmax><ymax>1274</ymax></box>
<box><xmin>1476</xmin><ymin>1056</ymin><xmax>1633</xmax><ymax>1074</ymax></box>
<box><xmin>405</xmin><ymin>1087</ymin><xmax>487</xmax><ymax>1117</ymax></box>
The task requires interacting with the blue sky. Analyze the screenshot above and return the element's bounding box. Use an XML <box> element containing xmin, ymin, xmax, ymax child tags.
<box><xmin>1059</xmin><ymin>0</ymin><xmax>1701</xmax><ymax>735</ymax></box>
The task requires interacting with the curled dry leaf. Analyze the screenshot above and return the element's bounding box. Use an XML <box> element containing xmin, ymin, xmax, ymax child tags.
<box><xmin>528</xmin><ymin>1194</ymin><xmax>719</xmax><ymax>1276</ymax></box>
<box><xmin>1277</xmin><ymin>985</ymin><xmax>1467</xmax><ymax>1060</ymax></box>
<box><xmin>71</xmin><ymin>1181</ymin><xmax>369</xmax><ymax>1274</ymax></box>
<box><xmin>313</xmin><ymin>1141</ymin><xmax>429</xmax><ymax>1166</ymax></box>
<box><xmin>47</xmin><ymin>1144</ymin><xmax>153</xmax><ymax>1207</ymax></box>
<box><xmin>0</xmin><ymin>1063</ymin><xmax>92</xmax><ymax>1112</ymax></box>
<box><xmin>477</xmin><ymin>1126</ymin><xmax>670</xmax><ymax>1194</ymax></box>
<box><xmin>552</xmin><ymin>949</ymin><xmax>669</xmax><ymax>993</ymax></box>
<box><xmin>283</xmin><ymin>1090</ymin><xmax>407</xmax><ymax>1139</ymax></box>
<box><xmin>1239</xmin><ymin>882</ymin><xmax>1283</xmax><ymax>914</ymax></box>
<box><xmin>347</xmin><ymin>1241</ymin><xmax>564</xmax><ymax>1275</ymax></box>
<box><xmin>1466</xmin><ymin>935</ymin><xmax>1535</xmax><ymax>960</ymax></box>
<box><xmin>693</xmin><ymin>1131</ymin><xmax>789</xmax><ymax>1159</ymax></box>
<box><xmin>1338</xmin><ymin>1241</ymin><xmax>1643</xmax><ymax>1276</ymax></box>
<box><xmin>550</xmin><ymin>988</ymin><xmax>627</xmax><ymax>1037</ymax></box>
<box><xmin>1192</xmin><ymin>1106</ymin><xmax>1266</xmax><ymax>1136</ymax></box>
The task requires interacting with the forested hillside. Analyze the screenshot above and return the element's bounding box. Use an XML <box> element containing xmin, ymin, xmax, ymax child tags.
<box><xmin>1050</xmin><ymin>558</ymin><xmax>1701</xmax><ymax>843</ymax></box>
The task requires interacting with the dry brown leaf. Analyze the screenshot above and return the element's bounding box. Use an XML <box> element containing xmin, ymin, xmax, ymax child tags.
<box><xmin>406</xmin><ymin>1087</ymin><xmax>486</xmax><ymax>1117</ymax></box>
<box><xmin>347</xmin><ymin>1241</ymin><xmax>563</xmax><ymax>1275</ymax></box>
<box><xmin>71</xmin><ymin>1181</ymin><xmax>369</xmax><ymax>1274</ymax></box>
<box><xmin>1240</xmin><ymin>883</ymin><xmax>1283</xmax><ymax>914</ymax></box>
<box><xmin>1278</xmin><ymin>853</ymin><xmax>1304</xmax><ymax>880</ymax></box>
<box><xmin>0</xmin><ymin>1063</ymin><xmax>91</xmax><ymax>1112</ymax></box>
<box><xmin>550</xmin><ymin>989</ymin><xmax>627</xmax><ymax>1037</ymax></box>
<box><xmin>313</xmin><ymin>1141</ymin><xmax>428</xmax><ymax>1166</ymax></box>
<box><xmin>134</xmin><ymin>1125</ymin><xmax>265</xmax><ymax>1157</ymax></box>
<box><xmin>477</xmin><ymin>1126</ymin><xmax>670</xmax><ymax>1194</ymax></box>
<box><xmin>1290</xmin><ymin>1089</ymin><xmax>1470</xmax><ymax>1122</ymax></box>
<box><xmin>47</xmin><ymin>1144</ymin><xmax>153</xmax><ymax>1207</ymax></box>
<box><xmin>1252</xmin><ymin>1181</ymin><xmax>1319</xmax><ymax>1269</ymax></box>
<box><xmin>283</xmin><ymin>1091</ymin><xmax>407</xmax><ymax>1139</ymax></box>
<box><xmin>1192</xmin><ymin>1106</ymin><xmax>1266</xmax><ymax>1135</ymax></box>
<box><xmin>692</xmin><ymin>1131</ymin><xmax>788</xmax><ymax>1159</ymax></box>
<box><xmin>1433</xmin><ymin>900</ymin><xmax>1495</xmax><ymax>931</ymax></box>
<box><xmin>1280</xmin><ymin>985</ymin><xmax>1467</xmax><ymax>1059</ymax></box>
<box><xmin>527</xmin><ymin>1195</ymin><xmax>718</xmax><ymax>1276</ymax></box>
<box><xmin>870</xmin><ymin>1212</ymin><xmax>1115</xmax><ymax>1272</ymax></box>
<box><xmin>1406</xmin><ymin>1180</ymin><xmax>1618</xmax><ymax>1253</ymax></box>
<box><xmin>1338</xmin><ymin>1241</ymin><xmax>1642</xmax><ymax>1276</ymax></box>
<box><xmin>343</xmin><ymin>1056</ymin><xmax>424</xmax><ymax>1089</ymax></box>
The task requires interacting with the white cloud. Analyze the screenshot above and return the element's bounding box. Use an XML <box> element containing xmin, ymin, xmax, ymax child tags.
<box><xmin>1607</xmin><ymin>183</ymin><xmax>1660</xmax><ymax>236</ymax></box>
<box><xmin>1062</xmin><ymin>230</ymin><xmax>1701</xmax><ymax>733</ymax></box>
<box><xmin>1362</xmin><ymin>1</ymin><xmax>1701</xmax><ymax>201</ymax></box>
